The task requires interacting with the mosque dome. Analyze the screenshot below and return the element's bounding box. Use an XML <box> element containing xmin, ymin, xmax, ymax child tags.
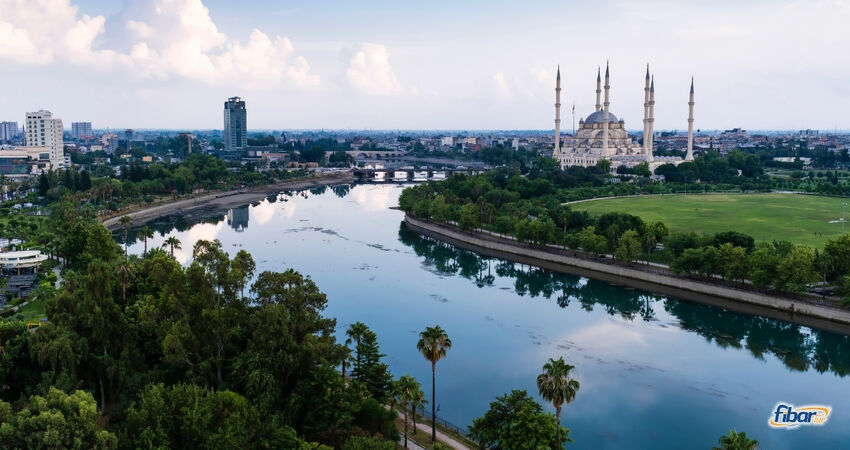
<box><xmin>584</xmin><ymin>110</ymin><xmax>619</xmax><ymax>124</ymax></box>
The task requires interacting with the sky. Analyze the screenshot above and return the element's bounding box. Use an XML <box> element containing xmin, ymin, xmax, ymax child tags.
<box><xmin>1</xmin><ymin>0</ymin><xmax>849</xmax><ymax>131</ymax></box>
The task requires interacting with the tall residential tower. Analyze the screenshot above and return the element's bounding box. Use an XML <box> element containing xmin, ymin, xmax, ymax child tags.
<box><xmin>25</xmin><ymin>110</ymin><xmax>64</xmax><ymax>168</ymax></box>
<box><xmin>224</xmin><ymin>97</ymin><xmax>247</xmax><ymax>154</ymax></box>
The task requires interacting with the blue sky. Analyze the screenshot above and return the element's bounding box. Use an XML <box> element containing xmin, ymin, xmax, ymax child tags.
<box><xmin>1</xmin><ymin>0</ymin><xmax>848</xmax><ymax>131</ymax></box>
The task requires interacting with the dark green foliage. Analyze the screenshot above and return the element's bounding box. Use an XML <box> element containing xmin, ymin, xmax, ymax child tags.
<box><xmin>341</xmin><ymin>436</ymin><xmax>397</xmax><ymax>450</ymax></box>
<box><xmin>468</xmin><ymin>390</ymin><xmax>570</xmax><ymax>449</ymax></box>
<box><xmin>352</xmin><ymin>398</ymin><xmax>399</xmax><ymax>443</ymax></box>
<box><xmin>0</xmin><ymin>387</ymin><xmax>117</xmax><ymax>449</ymax></box>
<box><xmin>350</xmin><ymin>330</ymin><xmax>393</xmax><ymax>403</ymax></box>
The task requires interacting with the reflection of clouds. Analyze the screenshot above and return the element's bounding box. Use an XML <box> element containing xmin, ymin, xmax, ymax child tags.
<box><xmin>352</xmin><ymin>186</ymin><xmax>391</xmax><ymax>211</ymax></box>
<box><xmin>281</xmin><ymin>203</ymin><xmax>298</xmax><ymax>218</ymax></box>
<box><xmin>251</xmin><ymin>201</ymin><xmax>275</xmax><ymax>226</ymax></box>
<box><xmin>171</xmin><ymin>222</ymin><xmax>224</xmax><ymax>265</ymax></box>
<box><xmin>565</xmin><ymin>319</ymin><xmax>647</xmax><ymax>352</ymax></box>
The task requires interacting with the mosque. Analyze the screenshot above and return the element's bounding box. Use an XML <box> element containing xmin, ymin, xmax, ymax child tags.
<box><xmin>552</xmin><ymin>63</ymin><xmax>695</xmax><ymax>171</ymax></box>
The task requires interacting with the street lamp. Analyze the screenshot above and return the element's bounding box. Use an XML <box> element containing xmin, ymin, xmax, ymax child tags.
<box><xmin>843</xmin><ymin>202</ymin><xmax>848</xmax><ymax>235</ymax></box>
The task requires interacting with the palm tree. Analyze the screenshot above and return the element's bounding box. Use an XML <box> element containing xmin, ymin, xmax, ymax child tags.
<box><xmin>119</xmin><ymin>215</ymin><xmax>133</xmax><ymax>258</ymax></box>
<box><xmin>116</xmin><ymin>263</ymin><xmax>132</xmax><ymax>304</ymax></box>
<box><xmin>162</xmin><ymin>236</ymin><xmax>181</xmax><ymax>259</ymax></box>
<box><xmin>138</xmin><ymin>226</ymin><xmax>154</xmax><ymax>255</ymax></box>
<box><xmin>417</xmin><ymin>325</ymin><xmax>452</xmax><ymax>444</ymax></box>
<box><xmin>394</xmin><ymin>374</ymin><xmax>419</xmax><ymax>449</ymax></box>
<box><xmin>712</xmin><ymin>429</ymin><xmax>759</xmax><ymax>450</ymax></box>
<box><xmin>410</xmin><ymin>385</ymin><xmax>427</xmax><ymax>434</ymax></box>
<box><xmin>536</xmin><ymin>357</ymin><xmax>580</xmax><ymax>449</ymax></box>
<box><xmin>345</xmin><ymin>322</ymin><xmax>370</xmax><ymax>374</ymax></box>
<box><xmin>341</xmin><ymin>344</ymin><xmax>352</xmax><ymax>380</ymax></box>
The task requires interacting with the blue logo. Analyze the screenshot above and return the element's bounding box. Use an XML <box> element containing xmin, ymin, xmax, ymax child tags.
<box><xmin>769</xmin><ymin>403</ymin><xmax>831</xmax><ymax>429</ymax></box>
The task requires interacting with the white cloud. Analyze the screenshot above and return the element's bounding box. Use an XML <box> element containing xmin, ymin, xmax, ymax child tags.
<box><xmin>491</xmin><ymin>72</ymin><xmax>511</xmax><ymax>100</ymax></box>
<box><xmin>0</xmin><ymin>0</ymin><xmax>318</xmax><ymax>88</ymax></box>
<box><xmin>345</xmin><ymin>43</ymin><xmax>402</xmax><ymax>95</ymax></box>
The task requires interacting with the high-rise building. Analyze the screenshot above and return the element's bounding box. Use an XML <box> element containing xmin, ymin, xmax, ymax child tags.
<box><xmin>0</xmin><ymin>122</ymin><xmax>17</xmax><ymax>142</ymax></box>
<box><xmin>71</xmin><ymin>122</ymin><xmax>92</xmax><ymax>140</ymax></box>
<box><xmin>25</xmin><ymin>110</ymin><xmax>64</xmax><ymax>168</ymax></box>
<box><xmin>224</xmin><ymin>97</ymin><xmax>247</xmax><ymax>154</ymax></box>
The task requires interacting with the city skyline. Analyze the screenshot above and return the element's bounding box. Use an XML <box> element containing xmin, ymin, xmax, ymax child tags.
<box><xmin>1</xmin><ymin>0</ymin><xmax>849</xmax><ymax>131</ymax></box>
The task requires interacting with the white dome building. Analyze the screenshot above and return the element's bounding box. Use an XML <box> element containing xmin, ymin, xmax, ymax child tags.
<box><xmin>552</xmin><ymin>63</ymin><xmax>694</xmax><ymax>171</ymax></box>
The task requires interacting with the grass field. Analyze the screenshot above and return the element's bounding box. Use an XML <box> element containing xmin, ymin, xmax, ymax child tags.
<box><xmin>570</xmin><ymin>193</ymin><xmax>850</xmax><ymax>248</ymax></box>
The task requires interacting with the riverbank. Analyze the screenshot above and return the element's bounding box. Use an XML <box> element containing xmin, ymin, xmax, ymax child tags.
<box><xmin>404</xmin><ymin>215</ymin><xmax>850</xmax><ymax>333</ymax></box>
<box><xmin>102</xmin><ymin>171</ymin><xmax>356</xmax><ymax>230</ymax></box>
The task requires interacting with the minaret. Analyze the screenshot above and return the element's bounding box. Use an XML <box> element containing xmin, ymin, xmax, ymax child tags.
<box><xmin>595</xmin><ymin>67</ymin><xmax>602</xmax><ymax>112</ymax></box>
<box><xmin>602</xmin><ymin>62</ymin><xmax>610</xmax><ymax>156</ymax></box>
<box><xmin>686</xmin><ymin>77</ymin><xmax>695</xmax><ymax>161</ymax></box>
<box><xmin>554</xmin><ymin>66</ymin><xmax>562</xmax><ymax>153</ymax></box>
<box><xmin>643</xmin><ymin>64</ymin><xmax>651</xmax><ymax>159</ymax></box>
<box><xmin>647</xmin><ymin>75</ymin><xmax>655</xmax><ymax>160</ymax></box>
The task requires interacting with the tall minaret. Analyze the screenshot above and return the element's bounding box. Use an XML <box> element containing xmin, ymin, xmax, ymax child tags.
<box><xmin>643</xmin><ymin>64</ymin><xmax>651</xmax><ymax>159</ymax></box>
<box><xmin>647</xmin><ymin>75</ymin><xmax>655</xmax><ymax>160</ymax></box>
<box><xmin>554</xmin><ymin>66</ymin><xmax>562</xmax><ymax>153</ymax></box>
<box><xmin>602</xmin><ymin>62</ymin><xmax>610</xmax><ymax>156</ymax></box>
<box><xmin>595</xmin><ymin>67</ymin><xmax>602</xmax><ymax>112</ymax></box>
<box><xmin>686</xmin><ymin>77</ymin><xmax>695</xmax><ymax>161</ymax></box>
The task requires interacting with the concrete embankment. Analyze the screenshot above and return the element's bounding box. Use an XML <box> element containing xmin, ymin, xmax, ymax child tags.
<box><xmin>103</xmin><ymin>172</ymin><xmax>355</xmax><ymax>230</ymax></box>
<box><xmin>404</xmin><ymin>215</ymin><xmax>850</xmax><ymax>334</ymax></box>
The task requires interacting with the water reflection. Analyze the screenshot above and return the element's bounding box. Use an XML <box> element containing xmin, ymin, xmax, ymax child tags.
<box><xmin>226</xmin><ymin>206</ymin><xmax>250</xmax><ymax>232</ymax></box>
<box><xmin>397</xmin><ymin>222</ymin><xmax>850</xmax><ymax>377</ymax></box>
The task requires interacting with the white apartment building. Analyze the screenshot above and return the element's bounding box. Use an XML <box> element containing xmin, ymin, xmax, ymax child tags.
<box><xmin>25</xmin><ymin>110</ymin><xmax>64</xmax><ymax>169</ymax></box>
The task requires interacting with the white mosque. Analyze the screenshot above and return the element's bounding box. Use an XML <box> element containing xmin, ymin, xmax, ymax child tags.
<box><xmin>553</xmin><ymin>62</ymin><xmax>695</xmax><ymax>171</ymax></box>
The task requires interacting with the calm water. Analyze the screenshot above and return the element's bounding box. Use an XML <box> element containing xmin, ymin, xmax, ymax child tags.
<box><xmin>123</xmin><ymin>184</ymin><xmax>850</xmax><ymax>449</ymax></box>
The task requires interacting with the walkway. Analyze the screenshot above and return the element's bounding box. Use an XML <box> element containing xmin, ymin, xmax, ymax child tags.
<box><xmin>410</xmin><ymin>421</ymin><xmax>471</xmax><ymax>450</ymax></box>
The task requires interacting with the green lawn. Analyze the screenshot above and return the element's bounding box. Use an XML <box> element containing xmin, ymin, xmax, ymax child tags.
<box><xmin>570</xmin><ymin>193</ymin><xmax>850</xmax><ymax>248</ymax></box>
<box><xmin>16</xmin><ymin>295</ymin><xmax>48</xmax><ymax>322</ymax></box>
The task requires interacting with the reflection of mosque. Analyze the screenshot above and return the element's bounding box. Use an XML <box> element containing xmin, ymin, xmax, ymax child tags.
<box><xmin>397</xmin><ymin>223</ymin><xmax>850</xmax><ymax>377</ymax></box>
<box><xmin>227</xmin><ymin>206</ymin><xmax>250</xmax><ymax>232</ymax></box>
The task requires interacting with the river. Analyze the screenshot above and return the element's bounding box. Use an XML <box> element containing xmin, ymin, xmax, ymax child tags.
<box><xmin>121</xmin><ymin>183</ymin><xmax>850</xmax><ymax>449</ymax></box>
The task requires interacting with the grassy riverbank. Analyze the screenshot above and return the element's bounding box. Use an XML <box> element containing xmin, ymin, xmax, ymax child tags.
<box><xmin>571</xmin><ymin>193</ymin><xmax>849</xmax><ymax>248</ymax></box>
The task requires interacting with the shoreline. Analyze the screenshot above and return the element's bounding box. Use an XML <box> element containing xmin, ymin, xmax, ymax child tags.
<box><xmin>102</xmin><ymin>171</ymin><xmax>356</xmax><ymax>230</ymax></box>
<box><xmin>403</xmin><ymin>215</ymin><xmax>850</xmax><ymax>334</ymax></box>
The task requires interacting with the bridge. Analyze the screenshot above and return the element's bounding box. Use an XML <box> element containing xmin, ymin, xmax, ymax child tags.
<box><xmin>352</xmin><ymin>167</ymin><xmax>486</xmax><ymax>182</ymax></box>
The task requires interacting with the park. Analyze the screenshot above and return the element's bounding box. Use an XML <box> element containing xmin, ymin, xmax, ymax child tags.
<box><xmin>570</xmin><ymin>193</ymin><xmax>849</xmax><ymax>248</ymax></box>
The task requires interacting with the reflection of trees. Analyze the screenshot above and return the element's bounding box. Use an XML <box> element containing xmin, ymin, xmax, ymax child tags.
<box><xmin>123</xmin><ymin>214</ymin><xmax>220</xmax><ymax>245</ymax></box>
<box><xmin>331</xmin><ymin>184</ymin><xmax>352</xmax><ymax>198</ymax></box>
<box><xmin>398</xmin><ymin>222</ymin><xmax>850</xmax><ymax>377</ymax></box>
<box><xmin>309</xmin><ymin>185</ymin><xmax>328</xmax><ymax>195</ymax></box>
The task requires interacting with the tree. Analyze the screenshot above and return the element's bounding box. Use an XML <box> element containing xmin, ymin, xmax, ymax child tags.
<box><xmin>393</xmin><ymin>374</ymin><xmax>421</xmax><ymax>449</ymax></box>
<box><xmin>536</xmin><ymin>357</ymin><xmax>580</xmax><ymax>449</ymax></box>
<box><xmin>116</xmin><ymin>262</ymin><xmax>132</xmax><ymax>303</ymax></box>
<box><xmin>468</xmin><ymin>390</ymin><xmax>570</xmax><ymax>450</ymax></box>
<box><xmin>351</xmin><ymin>329</ymin><xmax>393</xmax><ymax>402</ymax></box>
<box><xmin>346</xmin><ymin>322</ymin><xmax>370</xmax><ymax>375</ymax></box>
<box><xmin>823</xmin><ymin>234</ymin><xmax>850</xmax><ymax>281</ymax></box>
<box><xmin>712</xmin><ymin>429</ymin><xmax>759</xmax><ymax>450</ymax></box>
<box><xmin>416</xmin><ymin>325</ymin><xmax>452</xmax><ymax>444</ymax></box>
<box><xmin>0</xmin><ymin>387</ymin><xmax>117</xmax><ymax>449</ymax></box>
<box><xmin>138</xmin><ymin>225</ymin><xmax>154</xmax><ymax>255</ymax></box>
<box><xmin>231</xmin><ymin>249</ymin><xmax>256</xmax><ymax>299</ymax></box>
<box><xmin>578</xmin><ymin>226</ymin><xmax>608</xmax><ymax>256</ymax></box>
<box><xmin>614</xmin><ymin>229</ymin><xmax>641</xmax><ymax>263</ymax></box>
<box><xmin>122</xmin><ymin>383</ymin><xmax>263</xmax><ymax>449</ymax></box>
<box><xmin>633</xmin><ymin>162</ymin><xmax>652</xmax><ymax>177</ymax></box>
<box><xmin>717</xmin><ymin>243</ymin><xmax>749</xmax><ymax>282</ymax></box>
<box><xmin>163</xmin><ymin>236</ymin><xmax>181</xmax><ymax>258</ymax></box>
<box><xmin>119</xmin><ymin>215</ymin><xmax>133</xmax><ymax>258</ymax></box>
<box><xmin>409</xmin><ymin>385</ymin><xmax>427</xmax><ymax>435</ymax></box>
<box><xmin>458</xmin><ymin>203</ymin><xmax>479</xmax><ymax>231</ymax></box>
<box><xmin>774</xmin><ymin>245</ymin><xmax>817</xmax><ymax>294</ymax></box>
